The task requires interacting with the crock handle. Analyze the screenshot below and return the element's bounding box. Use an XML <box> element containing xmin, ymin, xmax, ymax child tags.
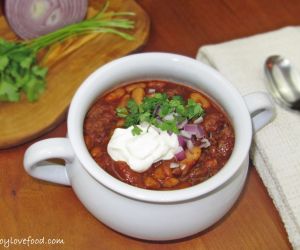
<box><xmin>23</xmin><ymin>138</ymin><xmax>74</xmax><ymax>186</ymax></box>
<box><xmin>243</xmin><ymin>91</ymin><xmax>275</xmax><ymax>133</ymax></box>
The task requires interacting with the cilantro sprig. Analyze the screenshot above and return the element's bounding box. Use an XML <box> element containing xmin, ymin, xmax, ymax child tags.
<box><xmin>116</xmin><ymin>93</ymin><xmax>205</xmax><ymax>135</ymax></box>
<box><xmin>0</xmin><ymin>39</ymin><xmax>47</xmax><ymax>102</ymax></box>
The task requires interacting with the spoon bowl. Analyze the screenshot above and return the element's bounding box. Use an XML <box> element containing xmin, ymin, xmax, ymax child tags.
<box><xmin>265</xmin><ymin>55</ymin><xmax>300</xmax><ymax>110</ymax></box>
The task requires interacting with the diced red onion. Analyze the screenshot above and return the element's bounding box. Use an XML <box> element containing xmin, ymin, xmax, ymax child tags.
<box><xmin>5</xmin><ymin>0</ymin><xmax>88</xmax><ymax>39</ymax></box>
<box><xmin>163</xmin><ymin>113</ymin><xmax>175</xmax><ymax>121</ymax></box>
<box><xmin>148</xmin><ymin>88</ymin><xmax>156</xmax><ymax>94</ymax></box>
<box><xmin>177</xmin><ymin>135</ymin><xmax>186</xmax><ymax>147</ymax></box>
<box><xmin>170</xmin><ymin>162</ymin><xmax>180</xmax><ymax>169</ymax></box>
<box><xmin>193</xmin><ymin>116</ymin><xmax>204</xmax><ymax>124</ymax></box>
<box><xmin>177</xmin><ymin>119</ymin><xmax>188</xmax><ymax>129</ymax></box>
<box><xmin>197</xmin><ymin>125</ymin><xmax>205</xmax><ymax>138</ymax></box>
<box><xmin>153</xmin><ymin>105</ymin><xmax>160</xmax><ymax>117</ymax></box>
<box><xmin>200</xmin><ymin>138</ymin><xmax>211</xmax><ymax>148</ymax></box>
<box><xmin>186</xmin><ymin>140</ymin><xmax>194</xmax><ymax>150</ymax></box>
<box><xmin>183</xmin><ymin>124</ymin><xmax>205</xmax><ymax>139</ymax></box>
<box><xmin>174</xmin><ymin>146</ymin><xmax>186</xmax><ymax>161</ymax></box>
<box><xmin>156</xmin><ymin>117</ymin><xmax>163</xmax><ymax>124</ymax></box>
<box><xmin>180</xmin><ymin>130</ymin><xmax>192</xmax><ymax>139</ymax></box>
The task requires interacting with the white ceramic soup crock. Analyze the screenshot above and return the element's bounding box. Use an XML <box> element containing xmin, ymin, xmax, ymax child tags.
<box><xmin>24</xmin><ymin>53</ymin><xmax>275</xmax><ymax>241</ymax></box>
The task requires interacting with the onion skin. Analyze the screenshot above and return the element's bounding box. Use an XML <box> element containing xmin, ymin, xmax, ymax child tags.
<box><xmin>5</xmin><ymin>0</ymin><xmax>88</xmax><ymax>39</ymax></box>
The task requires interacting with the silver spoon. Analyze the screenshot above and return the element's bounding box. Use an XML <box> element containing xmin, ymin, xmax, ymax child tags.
<box><xmin>265</xmin><ymin>55</ymin><xmax>300</xmax><ymax>110</ymax></box>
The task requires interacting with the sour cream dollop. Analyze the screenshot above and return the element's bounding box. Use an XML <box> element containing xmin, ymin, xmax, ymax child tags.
<box><xmin>107</xmin><ymin>123</ymin><xmax>179</xmax><ymax>172</ymax></box>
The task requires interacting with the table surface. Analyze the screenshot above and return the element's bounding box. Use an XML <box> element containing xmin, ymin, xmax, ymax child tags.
<box><xmin>1</xmin><ymin>0</ymin><xmax>298</xmax><ymax>249</ymax></box>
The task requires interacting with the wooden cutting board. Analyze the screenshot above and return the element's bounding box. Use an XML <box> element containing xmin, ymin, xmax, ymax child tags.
<box><xmin>0</xmin><ymin>0</ymin><xmax>150</xmax><ymax>149</ymax></box>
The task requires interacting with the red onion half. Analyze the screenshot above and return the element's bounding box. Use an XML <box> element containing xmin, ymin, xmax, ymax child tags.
<box><xmin>5</xmin><ymin>0</ymin><xmax>88</xmax><ymax>39</ymax></box>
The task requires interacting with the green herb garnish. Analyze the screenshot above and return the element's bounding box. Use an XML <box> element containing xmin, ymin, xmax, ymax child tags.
<box><xmin>116</xmin><ymin>93</ymin><xmax>205</xmax><ymax>135</ymax></box>
<box><xmin>0</xmin><ymin>1</ymin><xmax>135</xmax><ymax>102</ymax></box>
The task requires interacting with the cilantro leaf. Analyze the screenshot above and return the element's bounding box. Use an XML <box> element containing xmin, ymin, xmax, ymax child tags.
<box><xmin>116</xmin><ymin>107</ymin><xmax>128</xmax><ymax>118</ymax></box>
<box><xmin>132</xmin><ymin>125</ymin><xmax>142</xmax><ymax>136</ymax></box>
<box><xmin>186</xmin><ymin>99</ymin><xmax>204</xmax><ymax>119</ymax></box>
<box><xmin>157</xmin><ymin>120</ymin><xmax>179</xmax><ymax>134</ymax></box>
<box><xmin>0</xmin><ymin>79</ymin><xmax>20</xmax><ymax>102</ymax></box>
<box><xmin>0</xmin><ymin>55</ymin><xmax>9</xmax><ymax>71</ymax></box>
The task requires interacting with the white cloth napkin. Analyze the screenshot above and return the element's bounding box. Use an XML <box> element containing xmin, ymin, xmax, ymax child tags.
<box><xmin>197</xmin><ymin>26</ymin><xmax>300</xmax><ymax>250</ymax></box>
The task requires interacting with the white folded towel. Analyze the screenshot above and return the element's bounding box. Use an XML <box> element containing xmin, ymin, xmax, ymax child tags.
<box><xmin>197</xmin><ymin>26</ymin><xmax>300</xmax><ymax>250</ymax></box>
